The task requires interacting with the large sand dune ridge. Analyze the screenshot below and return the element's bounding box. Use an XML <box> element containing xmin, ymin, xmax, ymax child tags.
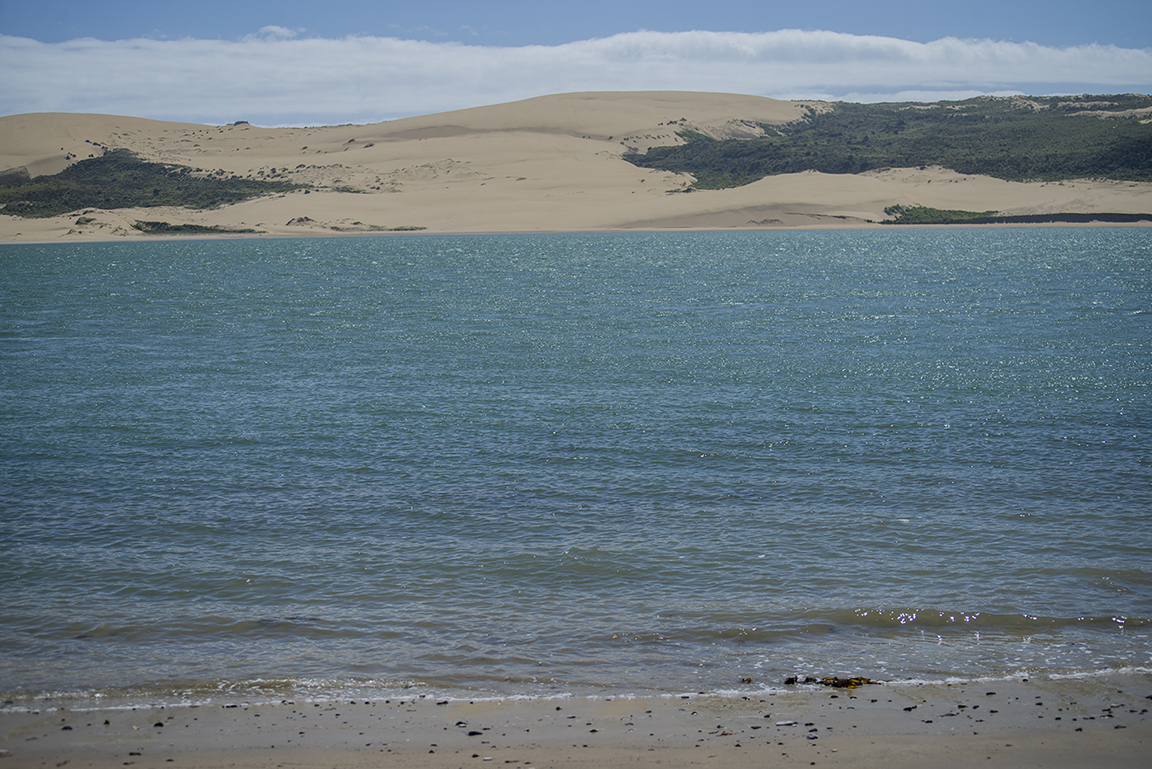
<box><xmin>1</xmin><ymin>91</ymin><xmax>1149</xmax><ymax>241</ymax></box>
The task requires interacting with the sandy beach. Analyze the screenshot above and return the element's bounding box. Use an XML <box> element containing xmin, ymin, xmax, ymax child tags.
<box><xmin>2</xmin><ymin>91</ymin><xmax>1151</xmax><ymax>242</ymax></box>
<box><xmin>2</xmin><ymin>674</ymin><xmax>1148</xmax><ymax>768</ymax></box>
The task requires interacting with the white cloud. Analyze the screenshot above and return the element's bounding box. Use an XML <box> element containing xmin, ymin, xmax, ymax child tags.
<box><xmin>1</xmin><ymin>29</ymin><xmax>1149</xmax><ymax>126</ymax></box>
<box><xmin>252</xmin><ymin>26</ymin><xmax>300</xmax><ymax>40</ymax></box>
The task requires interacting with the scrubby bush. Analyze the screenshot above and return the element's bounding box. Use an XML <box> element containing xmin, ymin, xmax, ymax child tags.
<box><xmin>625</xmin><ymin>94</ymin><xmax>1152</xmax><ymax>189</ymax></box>
<box><xmin>0</xmin><ymin>149</ymin><xmax>306</xmax><ymax>218</ymax></box>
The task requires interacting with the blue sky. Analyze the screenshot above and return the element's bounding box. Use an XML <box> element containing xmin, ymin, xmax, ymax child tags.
<box><xmin>2</xmin><ymin>1</ymin><xmax>1150</xmax><ymax>125</ymax></box>
<box><xmin>5</xmin><ymin>0</ymin><xmax>1150</xmax><ymax>48</ymax></box>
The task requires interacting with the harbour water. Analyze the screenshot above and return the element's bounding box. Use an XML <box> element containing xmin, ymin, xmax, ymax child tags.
<box><xmin>2</xmin><ymin>229</ymin><xmax>1150</xmax><ymax>708</ymax></box>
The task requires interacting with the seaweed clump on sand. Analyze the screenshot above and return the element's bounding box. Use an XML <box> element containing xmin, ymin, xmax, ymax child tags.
<box><xmin>785</xmin><ymin>675</ymin><xmax>878</xmax><ymax>688</ymax></box>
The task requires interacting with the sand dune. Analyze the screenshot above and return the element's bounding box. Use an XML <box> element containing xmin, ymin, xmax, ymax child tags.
<box><xmin>2</xmin><ymin>92</ymin><xmax>1150</xmax><ymax>242</ymax></box>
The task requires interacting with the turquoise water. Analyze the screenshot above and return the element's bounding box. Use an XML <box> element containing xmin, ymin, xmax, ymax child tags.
<box><xmin>2</xmin><ymin>229</ymin><xmax>1150</xmax><ymax>707</ymax></box>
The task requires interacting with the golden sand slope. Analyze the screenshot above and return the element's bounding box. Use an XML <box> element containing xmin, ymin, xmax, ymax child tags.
<box><xmin>2</xmin><ymin>91</ymin><xmax>1150</xmax><ymax>241</ymax></box>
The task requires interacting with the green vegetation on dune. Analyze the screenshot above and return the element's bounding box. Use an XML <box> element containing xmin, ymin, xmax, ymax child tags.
<box><xmin>882</xmin><ymin>205</ymin><xmax>998</xmax><ymax>224</ymax></box>
<box><xmin>131</xmin><ymin>220</ymin><xmax>261</xmax><ymax>234</ymax></box>
<box><xmin>880</xmin><ymin>206</ymin><xmax>1152</xmax><ymax>225</ymax></box>
<box><xmin>625</xmin><ymin>94</ymin><xmax>1152</xmax><ymax>189</ymax></box>
<box><xmin>0</xmin><ymin>149</ymin><xmax>305</xmax><ymax>218</ymax></box>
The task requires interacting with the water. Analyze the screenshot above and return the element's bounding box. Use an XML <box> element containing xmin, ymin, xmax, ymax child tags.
<box><xmin>2</xmin><ymin>229</ymin><xmax>1150</xmax><ymax>708</ymax></box>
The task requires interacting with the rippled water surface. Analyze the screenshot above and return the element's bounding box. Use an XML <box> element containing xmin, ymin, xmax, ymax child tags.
<box><xmin>2</xmin><ymin>229</ymin><xmax>1150</xmax><ymax>706</ymax></box>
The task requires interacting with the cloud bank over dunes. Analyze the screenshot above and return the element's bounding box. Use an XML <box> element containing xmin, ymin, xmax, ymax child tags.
<box><xmin>3</xmin><ymin>29</ymin><xmax>1150</xmax><ymax>125</ymax></box>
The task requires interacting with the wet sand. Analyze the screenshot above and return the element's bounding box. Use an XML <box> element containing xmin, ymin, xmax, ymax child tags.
<box><xmin>3</xmin><ymin>673</ymin><xmax>1148</xmax><ymax>768</ymax></box>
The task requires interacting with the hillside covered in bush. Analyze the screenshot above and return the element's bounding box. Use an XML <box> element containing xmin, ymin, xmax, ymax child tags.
<box><xmin>0</xmin><ymin>149</ymin><xmax>304</xmax><ymax>218</ymax></box>
<box><xmin>625</xmin><ymin>94</ymin><xmax>1152</xmax><ymax>189</ymax></box>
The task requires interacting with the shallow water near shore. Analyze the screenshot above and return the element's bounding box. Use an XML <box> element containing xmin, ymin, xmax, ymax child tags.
<box><xmin>2</xmin><ymin>229</ymin><xmax>1150</xmax><ymax>709</ymax></box>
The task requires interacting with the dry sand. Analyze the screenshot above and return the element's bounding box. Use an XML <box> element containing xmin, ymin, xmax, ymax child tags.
<box><xmin>2</xmin><ymin>674</ymin><xmax>1148</xmax><ymax>768</ymax></box>
<box><xmin>2</xmin><ymin>92</ymin><xmax>1151</xmax><ymax>242</ymax></box>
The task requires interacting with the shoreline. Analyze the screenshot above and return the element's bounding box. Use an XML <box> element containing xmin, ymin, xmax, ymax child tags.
<box><xmin>3</xmin><ymin>674</ymin><xmax>1149</xmax><ymax>768</ymax></box>
<box><xmin>2</xmin><ymin>218</ymin><xmax>1150</xmax><ymax>247</ymax></box>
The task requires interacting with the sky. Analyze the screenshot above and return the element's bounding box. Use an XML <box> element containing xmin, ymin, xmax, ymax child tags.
<box><xmin>2</xmin><ymin>1</ymin><xmax>1150</xmax><ymax>126</ymax></box>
